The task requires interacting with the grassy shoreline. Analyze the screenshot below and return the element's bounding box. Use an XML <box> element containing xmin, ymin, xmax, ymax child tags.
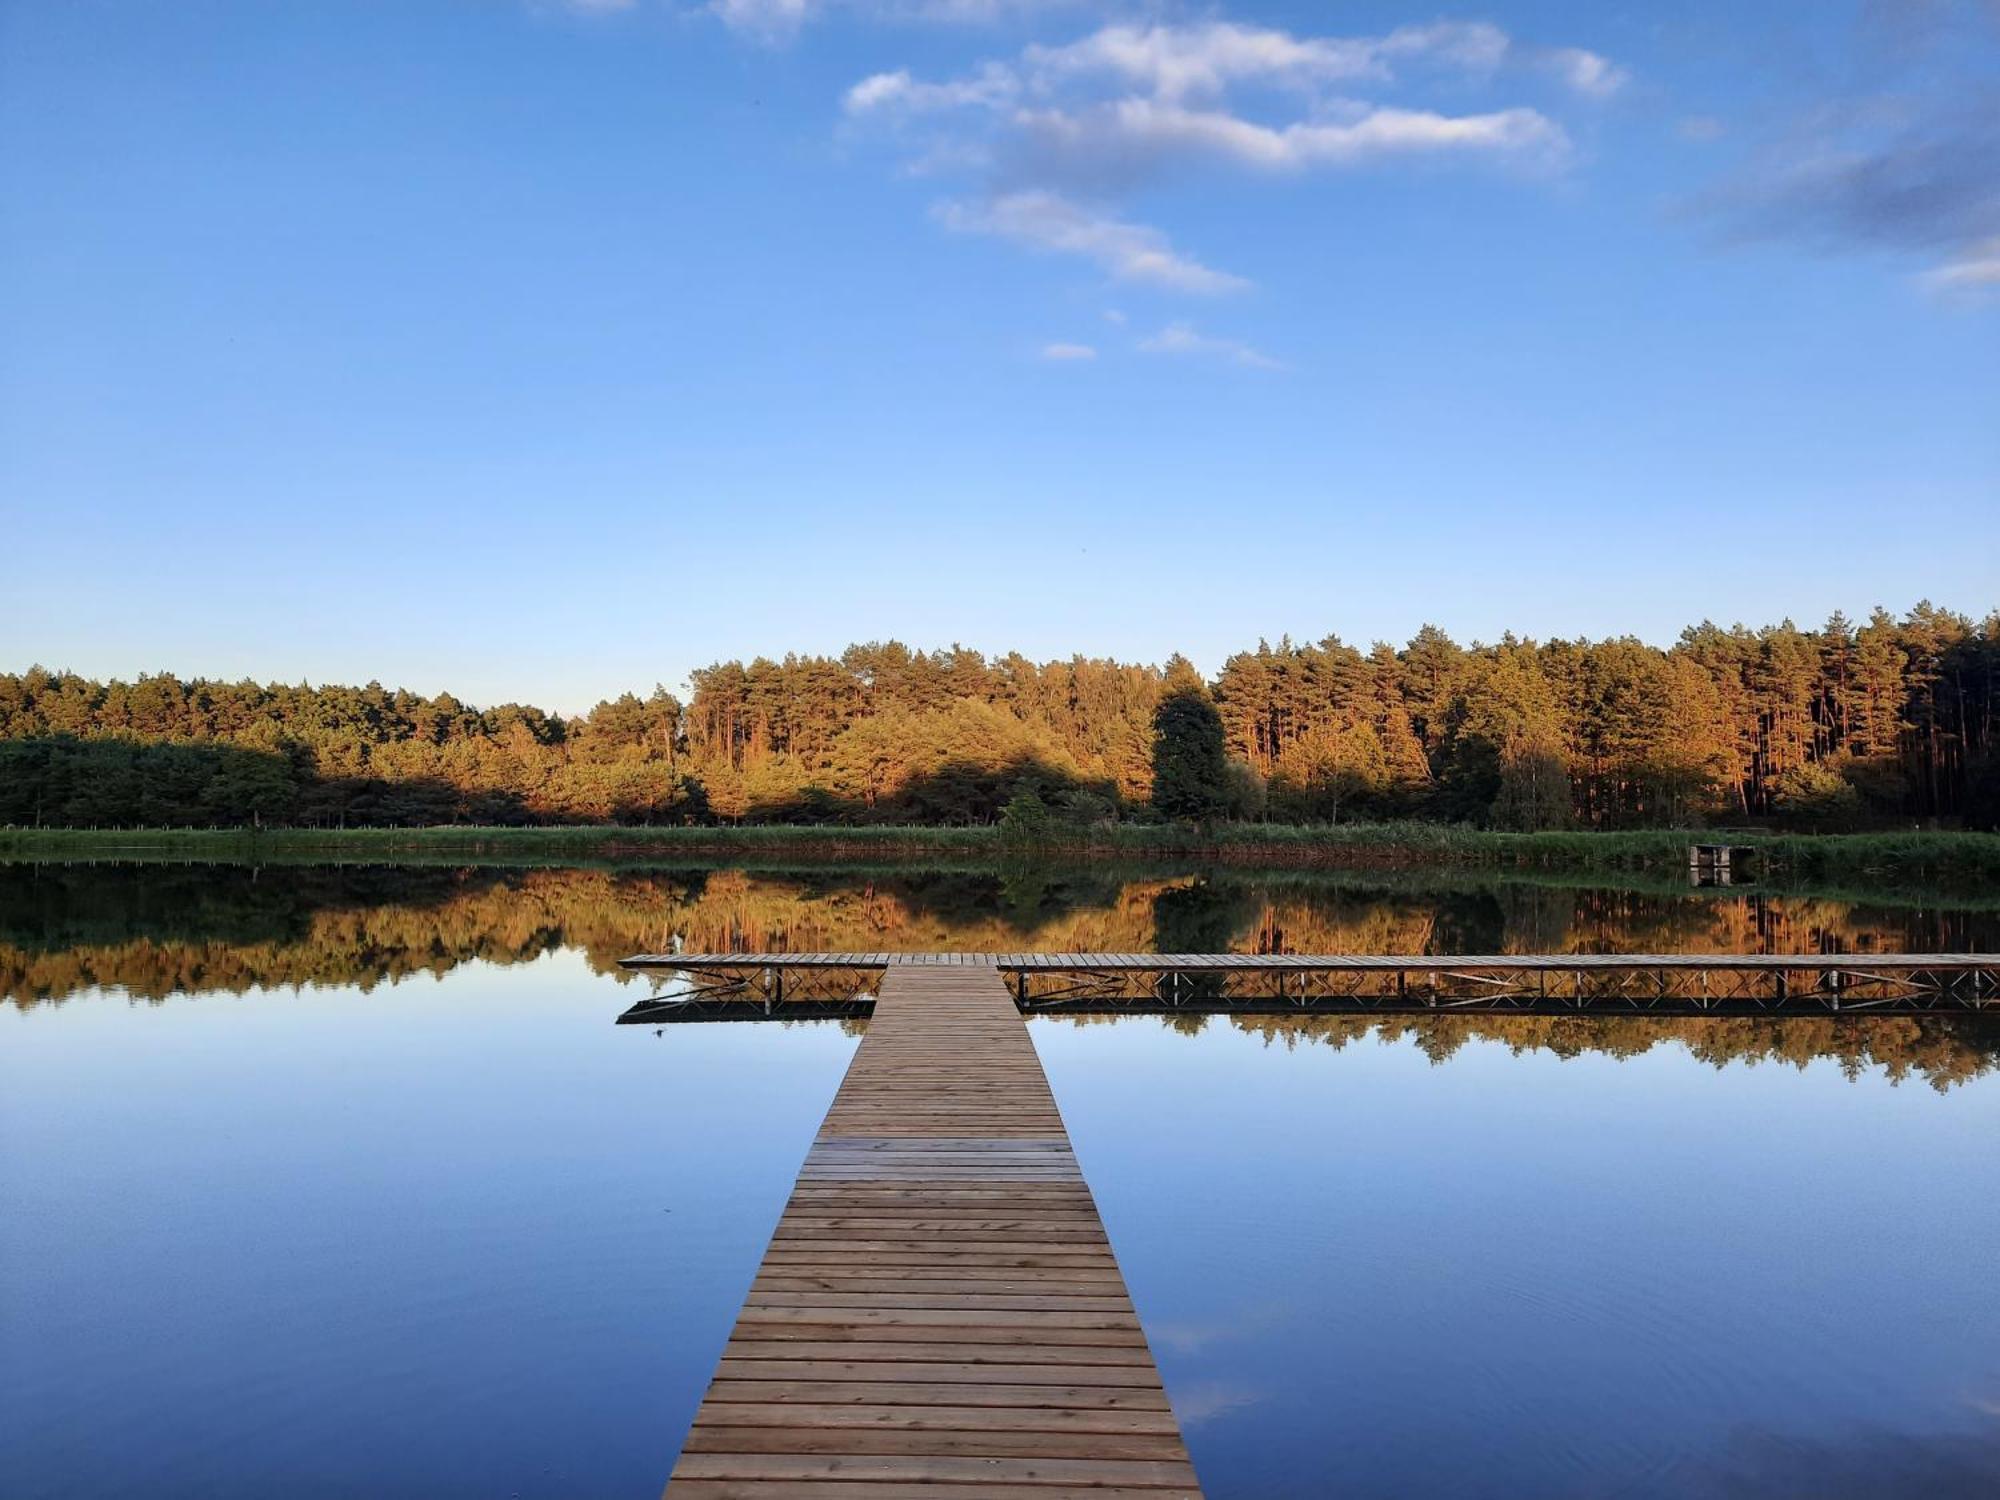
<box><xmin>2</xmin><ymin>823</ymin><xmax>1995</xmax><ymax>887</ymax></box>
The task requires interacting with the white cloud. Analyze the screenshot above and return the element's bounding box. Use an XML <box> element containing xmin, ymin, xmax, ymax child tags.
<box><xmin>1017</xmin><ymin>21</ymin><xmax>1623</xmax><ymax>102</ymax></box>
<box><xmin>935</xmin><ymin>191</ymin><xmax>1249</xmax><ymax>293</ymax></box>
<box><xmin>711</xmin><ymin>0</ymin><xmax>1080</xmax><ymax>40</ymax></box>
<box><xmin>1380</xmin><ymin>24</ymin><xmax>1626</xmax><ymax>97</ymax></box>
<box><xmin>1541</xmin><ymin>46</ymin><xmax>1629</xmax><ymax>99</ymax></box>
<box><xmin>1018</xmin><ymin>98</ymin><xmax>1569</xmax><ymax>174</ymax></box>
<box><xmin>709</xmin><ymin>0</ymin><xmax>814</xmax><ymax>39</ymax></box>
<box><xmin>1379</xmin><ymin>20</ymin><xmax>1511</xmax><ymax>73</ymax></box>
<box><xmin>843</xmin><ymin>17</ymin><xmax>1619</xmax><ymax>300</ymax></box>
<box><xmin>847</xmin><ymin>69</ymin><xmax>917</xmax><ymax>111</ymax></box>
<box><xmin>1041</xmin><ymin>341</ymin><xmax>1098</xmax><ymax>359</ymax></box>
<box><xmin>851</xmin><ymin>19</ymin><xmax>1606</xmax><ymax>190</ymax></box>
<box><xmin>845</xmin><ymin>63</ymin><xmax>1018</xmax><ymax>115</ymax></box>
<box><xmin>1023</xmin><ymin>22</ymin><xmax>1388</xmax><ymax>102</ymax></box>
<box><xmin>1138</xmin><ymin>320</ymin><xmax>1285</xmax><ymax>370</ymax></box>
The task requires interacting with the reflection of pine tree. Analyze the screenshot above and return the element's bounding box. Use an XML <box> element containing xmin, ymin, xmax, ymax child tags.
<box><xmin>1149</xmin><ymin>879</ymin><xmax>1255</xmax><ymax>967</ymax></box>
<box><xmin>3</xmin><ymin>863</ymin><xmax>1997</xmax><ymax>1087</ymax></box>
<box><xmin>1227</xmin><ymin>1012</ymin><xmax>1997</xmax><ymax>1091</ymax></box>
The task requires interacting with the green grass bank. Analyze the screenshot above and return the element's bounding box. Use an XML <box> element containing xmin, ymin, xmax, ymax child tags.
<box><xmin>3</xmin><ymin>823</ymin><xmax>1996</xmax><ymax>889</ymax></box>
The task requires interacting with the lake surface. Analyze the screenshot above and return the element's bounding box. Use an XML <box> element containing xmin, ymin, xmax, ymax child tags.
<box><xmin>4</xmin><ymin>861</ymin><xmax>1998</xmax><ymax>1498</ymax></box>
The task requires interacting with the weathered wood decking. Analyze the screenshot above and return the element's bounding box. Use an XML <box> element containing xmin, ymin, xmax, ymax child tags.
<box><xmin>621</xmin><ymin>952</ymin><xmax>2000</xmax><ymax>1021</ymax></box>
<box><xmin>631</xmin><ymin>952</ymin><xmax>1999</xmax><ymax>974</ymax></box>
<box><xmin>665</xmin><ymin>962</ymin><xmax>1201</xmax><ymax>1498</ymax></box>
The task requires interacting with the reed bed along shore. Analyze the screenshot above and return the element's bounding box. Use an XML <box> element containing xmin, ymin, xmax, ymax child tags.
<box><xmin>4</xmin><ymin>823</ymin><xmax>1996</xmax><ymax>889</ymax></box>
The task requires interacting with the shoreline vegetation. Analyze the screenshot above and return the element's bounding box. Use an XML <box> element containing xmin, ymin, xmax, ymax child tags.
<box><xmin>4</xmin><ymin>823</ymin><xmax>1997</xmax><ymax>889</ymax></box>
<box><xmin>7</xmin><ymin>606</ymin><xmax>1998</xmax><ymax>841</ymax></box>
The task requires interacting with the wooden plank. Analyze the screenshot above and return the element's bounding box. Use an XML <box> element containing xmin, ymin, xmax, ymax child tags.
<box><xmin>671</xmin><ymin>1484</ymin><xmax>1199</xmax><ymax>1500</ymax></box>
<box><xmin>761</xmin><ymin>1235</ymin><xmax>1119</xmax><ymax>1249</ymax></box>
<box><xmin>682</xmin><ymin>1424</ymin><xmax>1192</xmax><ymax>1459</ymax></box>
<box><xmin>698</xmin><ymin>1379</ymin><xmax>1170</xmax><ymax>1409</ymax></box>
<box><xmin>663</xmin><ymin>963</ymin><xmax>1201</xmax><ymax>1497</ymax></box>
<box><xmin>710</xmin><ymin>1359</ymin><xmax>1156</xmax><ymax>1384</ymax></box>
<box><xmin>721</xmin><ymin>1340</ymin><xmax>1155</xmax><ymax>1365</ymax></box>
<box><xmin>630</xmin><ymin>951</ymin><xmax>2000</xmax><ymax>973</ymax></box>
<box><xmin>672</xmin><ymin>1455</ymin><xmax>1199</xmax><ymax>1486</ymax></box>
<box><xmin>726</xmin><ymin>1324</ymin><xmax>1149</xmax><ymax>1349</ymax></box>
<box><xmin>687</xmin><ymin>1403</ymin><xmax>1177</xmax><ymax>1432</ymax></box>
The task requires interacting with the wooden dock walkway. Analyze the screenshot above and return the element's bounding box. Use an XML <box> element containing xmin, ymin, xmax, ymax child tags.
<box><xmin>664</xmin><ymin>962</ymin><xmax>1202</xmax><ymax>1499</ymax></box>
<box><xmin>621</xmin><ymin>952</ymin><xmax>2000</xmax><ymax>1022</ymax></box>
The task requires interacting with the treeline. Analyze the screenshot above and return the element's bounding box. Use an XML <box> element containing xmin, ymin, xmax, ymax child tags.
<box><xmin>0</xmin><ymin>679</ymin><xmax>689</xmax><ymax>828</ymax></box>
<box><xmin>3</xmin><ymin>603</ymin><xmax>1997</xmax><ymax>831</ymax></box>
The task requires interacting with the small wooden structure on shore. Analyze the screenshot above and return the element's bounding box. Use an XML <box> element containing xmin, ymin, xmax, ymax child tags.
<box><xmin>1688</xmin><ymin>842</ymin><xmax>1755</xmax><ymax>885</ymax></box>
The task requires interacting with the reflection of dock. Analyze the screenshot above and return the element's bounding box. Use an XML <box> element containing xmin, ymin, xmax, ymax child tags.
<box><xmin>1689</xmin><ymin>842</ymin><xmax>1755</xmax><ymax>886</ymax></box>
<box><xmin>619</xmin><ymin>952</ymin><xmax>2000</xmax><ymax>1023</ymax></box>
<box><xmin>660</xmin><ymin>962</ymin><xmax>1202</xmax><ymax>1498</ymax></box>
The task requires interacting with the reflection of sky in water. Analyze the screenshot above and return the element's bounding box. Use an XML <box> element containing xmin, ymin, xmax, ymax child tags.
<box><xmin>1032</xmin><ymin>1014</ymin><xmax>2000</xmax><ymax>1498</ymax></box>
<box><xmin>1</xmin><ymin>950</ymin><xmax>858</xmax><ymax>1498</ymax></box>
<box><xmin>3</xmin><ymin>943</ymin><xmax>1997</xmax><ymax>1498</ymax></box>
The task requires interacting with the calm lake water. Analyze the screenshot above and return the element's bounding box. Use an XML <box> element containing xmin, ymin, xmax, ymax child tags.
<box><xmin>4</xmin><ymin>861</ymin><xmax>1998</xmax><ymax>1498</ymax></box>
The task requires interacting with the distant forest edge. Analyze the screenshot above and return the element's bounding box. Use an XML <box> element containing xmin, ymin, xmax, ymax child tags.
<box><xmin>5</xmin><ymin>602</ymin><xmax>1998</xmax><ymax>838</ymax></box>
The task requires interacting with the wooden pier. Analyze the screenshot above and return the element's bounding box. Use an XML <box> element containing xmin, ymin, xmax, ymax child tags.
<box><xmin>663</xmin><ymin>961</ymin><xmax>1202</xmax><ymax>1498</ymax></box>
<box><xmin>620</xmin><ymin>951</ymin><xmax>2000</xmax><ymax>1023</ymax></box>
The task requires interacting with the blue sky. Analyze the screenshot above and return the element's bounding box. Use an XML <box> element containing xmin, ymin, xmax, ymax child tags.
<box><xmin>3</xmin><ymin>0</ymin><xmax>1995</xmax><ymax>714</ymax></box>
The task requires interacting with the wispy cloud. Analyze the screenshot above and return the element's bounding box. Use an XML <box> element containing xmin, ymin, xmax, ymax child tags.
<box><xmin>1138</xmin><ymin>319</ymin><xmax>1285</xmax><ymax>369</ymax></box>
<box><xmin>842</xmin><ymin>18</ymin><xmax>1616</xmax><ymax>173</ymax></box>
<box><xmin>1687</xmin><ymin>2</ymin><xmax>2000</xmax><ymax>294</ymax></box>
<box><xmin>1376</xmin><ymin>19</ymin><xmax>1511</xmax><ymax>74</ymax></box>
<box><xmin>709</xmin><ymin>0</ymin><xmax>810</xmax><ymax>38</ymax></box>
<box><xmin>1538</xmin><ymin>45</ymin><xmax>1629</xmax><ymax>100</ymax></box>
<box><xmin>1923</xmin><ymin>235</ymin><xmax>2000</xmax><ymax>294</ymax></box>
<box><xmin>1021</xmin><ymin>21</ymin><xmax>1391</xmax><ymax>102</ymax></box>
<box><xmin>1703</xmin><ymin>100</ymin><xmax>1999</xmax><ymax>238</ymax></box>
<box><xmin>845</xmin><ymin>17</ymin><xmax>1614</xmax><ymax>295</ymax></box>
<box><xmin>936</xmin><ymin>191</ymin><xmax>1249</xmax><ymax>294</ymax></box>
<box><xmin>1166</xmin><ymin>1378</ymin><xmax>1265</xmax><ymax>1427</ymax></box>
<box><xmin>1040</xmin><ymin>341</ymin><xmax>1097</xmax><ymax>360</ymax></box>
<box><xmin>711</xmin><ymin>0</ymin><xmax>1083</xmax><ymax>42</ymax></box>
<box><xmin>1018</xmin><ymin>21</ymin><xmax>1625</xmax><ymax>104</ymax></box>
<box><xmin>1013</xmin><ymin>98</ymin><xmax>1570</xmax><ymax>179</ymax></box>
<box><xmin>845</xmin><ymin>63</ymin><xmax>1020</xmax><ymax>115</ymax></box>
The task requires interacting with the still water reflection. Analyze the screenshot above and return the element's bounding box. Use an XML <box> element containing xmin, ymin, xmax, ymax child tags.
<box><xmin>5</xmin><ymin>859</ymin><xmax>1997</xmax><ymax>1007</ymax></box>
<box><xmin>1039</xmin><ymin>1012</ymin><xmax>2000</xmax><ymax>1498</ymax></box>
<box><xmin>3</xmin><ymin>861</ymin><xmax>1998</xmax><ymax>1498</ymax></box>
